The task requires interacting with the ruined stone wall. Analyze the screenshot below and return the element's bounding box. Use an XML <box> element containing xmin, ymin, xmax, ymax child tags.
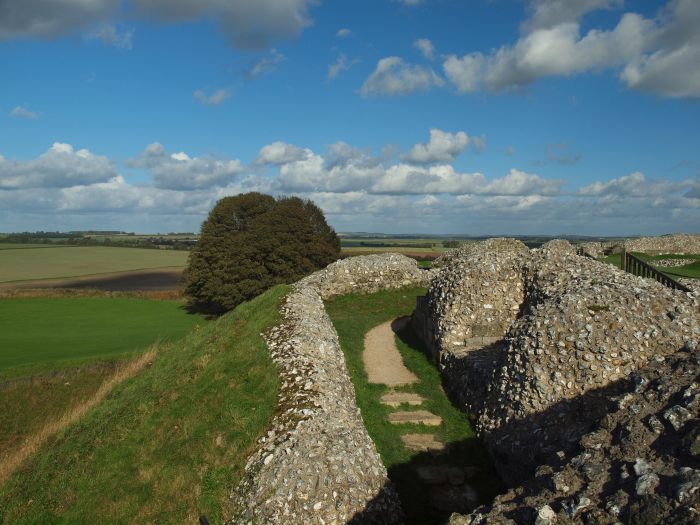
<box><xmin>229</xmin><ymin>254</ymin><xmax>430</xmax><ymax>524</ymax></box>
<box><xmin>413</xmin><ymin>239</ymin><xmax>529</xmax><ymax>418</ymax></box>
<box><xmin>418</xmin><ymin>238</ymin><xmax>529</xmax><ymax>351</ymax></box>
<box><xmin>624</xmin><ymin>233</ymin><xmax>700</xmax><ymax>254</ymax></box>
<box><xmin>579</xmin><ymin>233</ymin><xmax>700</xmax><ymax>258</ymax></box>
<box><xmin>419</xmin><ymin>238</ymin><xmax>700</xmax><ymax>486</ymax></box>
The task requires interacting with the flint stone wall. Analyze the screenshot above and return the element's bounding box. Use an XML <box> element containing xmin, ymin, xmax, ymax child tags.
<box><xmin>579</xmin><ymin>233</ymin><xmax>700</xmax><ymax>258</ymax></box>
<box><xmin>416</xmin><ymin>238</ymin><xmax>700</xmax><ymax>485</ymax></box>
<box><xmin>229</xmin><ymin>253</ymin><xmax>430</xmax><ymax>524</ymax></box>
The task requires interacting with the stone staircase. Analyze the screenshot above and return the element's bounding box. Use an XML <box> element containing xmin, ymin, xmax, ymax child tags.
<box><xmin>379</xmin><ymin>388</ymin><xmax>479</xmax><ymax>514</ymax></box>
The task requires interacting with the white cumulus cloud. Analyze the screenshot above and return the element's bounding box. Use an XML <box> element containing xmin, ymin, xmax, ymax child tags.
<box><xmin>129</xmin><ymin>142</ymin><xmax>244</xmax><ymax>190</ymax></box>
<box><xmin>403</xmin><ymin>129</ymin><xmax>471</xmax><ymax>164</ymax></box>
<box><xmin>414</xmin><ymin>38</ymin><xmax>436</xmax><ymax>60</ymax></box>
<box><xmin>193</xmin><ymin>88</ymin><xmax>231</xmax><ymax>106</ymax></box>
<box><xmin>86</xmin><ymin>23</ymin><xmax>134</xmax><ymax>49</ymax></box>
<box><xmin>361</xmin><ymin>56</ymin><xmax>444</xmax><ymax>97</ymax></box>
<box><xmin>247</xmin><ymin>48</ymin><xmax>285</xmax><ymax>78</ymax></box>
<box><xmin>0</xmin><ymin>0</ymin><xmax>317</xmax><ymax>50</ymax></box>
<box><xmin>9</xmin><ymin>106</ymin><xmax>39</xmax><ymax>119</ymax></box>
<box><xmin>441</xmin><ymin>0</ymin><xmax>700</xmax><ymax>98</ymax></box>
<box><xmin>523</xmin><ymin>0</ymin><xmax>623</xmax><ymax>32</ymax></box>
<box><xmin>0</xmin><ymin>143</ymin><xmax>117</xmax><ymax>189</ymax></box>
<box><xmin>256</xmin><ymin>141</ymin><xmax>310</xmax><ymax>165</ymax></box>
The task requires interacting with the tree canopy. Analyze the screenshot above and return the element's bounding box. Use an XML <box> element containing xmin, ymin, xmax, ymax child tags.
<box><xmin>184</xmin><ymin>193</ymin><xmax>340</xmax><ymax>313</ymax></box>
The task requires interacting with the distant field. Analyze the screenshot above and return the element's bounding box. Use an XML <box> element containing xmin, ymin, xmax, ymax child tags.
<box><xmin>0</xmin><ymin>297</ymin><xmax>202</xmax><ymax>373</ymax></box>
<box><xmin>341</xmin><ymin>237</ymin><xmax>449</xmax><ymax>246</ymax></box>
<box><xmin>340</xmin><ymin>237</ymin><xmax>464</xmax><ymax>258</ymax></box>
<box><xmin>342</xmin><ymin>246</ymin><xmax>444</xmax><ymax>254</ymax></box>
<box><xmin>660</xmin><ymin>260</ymin><xmax>700</xmax><ymax>279</ymax></box>
<box><xmin>0</xmin><ymin>244</ymin><xmax>63</xmax><ymax>250</ymax></box>
<box><xmin>0</xmin><ymin>246</ymin><xmax>188</xmax><ymax>283</ymax></box>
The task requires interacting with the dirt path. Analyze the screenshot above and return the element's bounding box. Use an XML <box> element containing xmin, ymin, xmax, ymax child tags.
<box><xmin>363</xmin><ymin>316</ymin><xmax>418</xmax><ymax>386</ymax></box>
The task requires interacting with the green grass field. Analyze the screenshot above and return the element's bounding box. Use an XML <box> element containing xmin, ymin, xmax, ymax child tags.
<box><xmin>0</xmin><ymin>285</ymin><xmax>286</xmax><ymax>524</ymax></box>
<box><xmin>0</xmin><ymin>297</ymin><xmax>202</xmax><ymax>375</ymax></box>
<box><xmin>325</xmin><ymin>288</ymin><xmax>501</xmax><ymax>525</ymax></box>
<box><xmin>0</xmin><ymin>246</ymin><xmax>189</xmax><ymax>283</ymax></box>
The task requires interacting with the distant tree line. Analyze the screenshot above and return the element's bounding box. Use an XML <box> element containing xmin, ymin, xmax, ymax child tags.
<box><xmin>1</xmin><ymin>231</ymin><xmax>78</xmax><ymax>240</ymax></box>
<box><xmin>0</xmin><ymin>232</ymin><xmax>196</xmax><ymax>250</ymax></box>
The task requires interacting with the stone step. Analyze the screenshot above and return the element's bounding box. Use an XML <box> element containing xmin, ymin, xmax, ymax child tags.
<box><xmin>401</xmin><ymin>433</ymin><xmax>444</xmax><ymax>452</ymax></box>
<box><xmin>430</xmin><ymin>485</ymin><xmax>479</xmax><ymax>513</ymax></box>
<box><xmin>388</xmin><ymin>410</ymin><xmax>442</xmax><ymax>426</ymax></box>
<box><xmin>415</xmin><ymin>465</ymin><xmax>466</xmax><ymax>485</ymax></box>
<box><xmin>381</xmin><ymin>391</ymin><xmax>424</xmax><ymax>407</ymax></box>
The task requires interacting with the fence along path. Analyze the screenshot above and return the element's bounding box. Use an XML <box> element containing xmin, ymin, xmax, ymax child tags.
<box><xmin>620</xmin><ymin>249</ymin><xmax>691</xmax><ymax>293</ymax></box>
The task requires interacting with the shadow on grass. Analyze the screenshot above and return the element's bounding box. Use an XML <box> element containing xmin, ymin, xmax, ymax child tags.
<box><xmin>181</xmin><ymin>301</ymin><xmax>222</xmax><ymax>320</ymax></box>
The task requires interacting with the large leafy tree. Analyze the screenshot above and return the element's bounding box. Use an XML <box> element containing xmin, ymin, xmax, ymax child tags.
<box><xmin>184</xmin><ymin>193</ymin><xmax>340</xmax><ymax>313</ymax></box>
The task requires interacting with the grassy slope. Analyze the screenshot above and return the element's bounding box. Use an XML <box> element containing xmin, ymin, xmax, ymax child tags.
<box><xmin>0</xmin><ymin>246</ymin><xmax>188</xmax><ymax>283</ymax></box>
<box><xmin>325</xmin><ymin>288</ymin><xmax>501</xmax><ymax>525</ymax></box>
<box><xmin>0</xmin><ymin>364</ymin><xmax>117</xmax><ymax>464</ymax></box>
<box><xmin>0</xmin><ymin>297</ymin><xmax>203</xmax><ymax>372</ymax></box>
<box><xmin>0</xmin><ymin>285</ymin><xmax>287</xmax><ymax>524</ymax></box>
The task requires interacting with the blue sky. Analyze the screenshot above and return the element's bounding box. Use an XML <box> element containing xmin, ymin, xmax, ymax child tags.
<box><xmin>1</xmin><ymin>0</ymin><xmax>699</xmax><ymax>235</ymax></box>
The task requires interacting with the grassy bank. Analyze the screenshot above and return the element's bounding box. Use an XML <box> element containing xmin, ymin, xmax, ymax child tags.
<box><xmin>0</xmin><ymin>285</ymin><xmax>287</xmax><ymax>524</ymax></box>
<box><xmin>325</xmin><ymin>288</ymin><xmax>501</xmax><ymax>525</ymax></box>
<box><xmin>0</xmin><ymin>363</ymin><xmax>118</xmax><ymax>467</ymax></box>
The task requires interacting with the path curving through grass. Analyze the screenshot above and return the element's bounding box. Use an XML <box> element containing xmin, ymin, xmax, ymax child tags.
<box><xmin>326</xmin><ymin>287</ymin><xmax>502</xmax><ymax>525</ymax></box>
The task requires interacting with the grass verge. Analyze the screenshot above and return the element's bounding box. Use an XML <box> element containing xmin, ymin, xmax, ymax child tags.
<box><xmin>0</xmin><ymin>285</ymin><xmax>287</xmax><ymax>524</ymax></box>
<box><xmin>325</xmin><ymin>288</ymin><xmax>502</xmax><ymax>525</ymax></box>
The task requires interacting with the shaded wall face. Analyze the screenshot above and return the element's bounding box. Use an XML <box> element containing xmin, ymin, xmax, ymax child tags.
<box><xmin>427</xmin><ymin>260</ymin><xmax>525</xmax><ymax>353</ymax></box>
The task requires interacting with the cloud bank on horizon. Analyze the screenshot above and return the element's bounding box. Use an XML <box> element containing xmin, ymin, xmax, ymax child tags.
<box><xmin>2</xmin><ymin>132</ymin><xmax>698</xmax><ymax>235</ymax></box>
<box><xmin>1</xmin><ymin>0</ymin><xmax>699</xmax><ymax>235</ymax></box>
